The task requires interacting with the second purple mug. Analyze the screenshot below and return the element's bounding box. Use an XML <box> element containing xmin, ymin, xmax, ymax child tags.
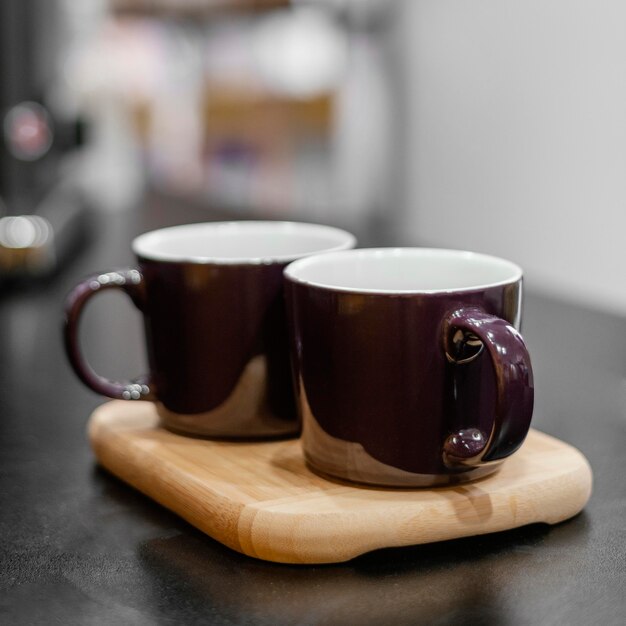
<box><xmin>285</xmin><ymin>248</ymin><xmax>534</xmax><ymax>486</ymax></box>
<box><xmin>64</xmin><ymin>221</ymin><xmax>355</xmax><ymax>438</ymax></box>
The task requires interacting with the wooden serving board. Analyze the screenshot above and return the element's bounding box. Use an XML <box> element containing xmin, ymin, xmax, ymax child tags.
<box><xmin>88</xmin><ymin>401</ymin><xmax>592</xmax><ymax>564</ymax></box>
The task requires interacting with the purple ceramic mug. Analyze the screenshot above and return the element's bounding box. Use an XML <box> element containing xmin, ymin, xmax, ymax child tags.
<box><xmin>64</xmin><ymin>221</ymin><xmax>355</xmax><ymax>438</ymax></box>
<box><xmin>285</xmin><ymin>248</ymin><xmax>534</xmax><ymax>486</ymax></box>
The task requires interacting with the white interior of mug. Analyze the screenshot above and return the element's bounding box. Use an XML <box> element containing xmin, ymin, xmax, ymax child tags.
<box><xmin>132</xmin><ymin>222</ymin><xmax>356</xmax><ymax>264</ymax></box>
<box><xmin>284</xmin><ymin>248</ymin><xmax>523</xmax><ymax>293</ymax></box>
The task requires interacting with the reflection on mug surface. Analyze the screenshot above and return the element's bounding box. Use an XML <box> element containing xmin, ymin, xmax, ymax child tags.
<box><xmin>64</xmin><ymin>221</ymin><xmax>356</xmax><ymax>438</ymax></box>
<box><xmin>285</xmin><ymin>248</ymin><xmax>534</xmax><ymax>485</ymax></box>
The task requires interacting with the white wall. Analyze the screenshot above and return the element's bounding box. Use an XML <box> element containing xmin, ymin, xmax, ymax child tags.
<box><xmin>399</xmin><ymin>0</ymin><xmax>626</xmax><ymax>314</ymax></box>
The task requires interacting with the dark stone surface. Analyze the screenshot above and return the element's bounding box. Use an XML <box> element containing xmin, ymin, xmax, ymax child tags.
<box><xmin>1</xmin><ymin>195</ymin><xmax>625</xmax><ymax>625</ymax></box>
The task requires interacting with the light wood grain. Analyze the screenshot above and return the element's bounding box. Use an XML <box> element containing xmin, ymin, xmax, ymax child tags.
<box><xmin>88</xmin><ymin>401</ymin><xmax>593</xmax><ymax>564</ymax></box>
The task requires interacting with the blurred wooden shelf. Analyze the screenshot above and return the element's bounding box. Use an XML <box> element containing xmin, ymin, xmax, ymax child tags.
<box><xmin>111</xmin><ymin>0</ymin><xmax>290</xmax><ymax>19</ymax></box>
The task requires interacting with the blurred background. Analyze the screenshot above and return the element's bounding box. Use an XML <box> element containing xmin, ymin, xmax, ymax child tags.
<box><xmin>1</xmin><ymin>0</ymin><xmax>625</xmax><ymax>314</ymax></box>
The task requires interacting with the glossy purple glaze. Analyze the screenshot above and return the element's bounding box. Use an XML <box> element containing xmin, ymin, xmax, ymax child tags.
<box><xmin>139</xmin><ymin>258</ymin><xmax>292</xmax><ymax>416</ymax></box>
<box><xmin>285</xmin><ymin>275</ymin><xmax>534</xmax><ymax>485</ymax></box>
<box><xmin>64</xmin><ymin>261</ymin><xmax>297</xmax><ymax>436</ymax></box>
<box><xmin>64</xmin><ymin>269</ymin><xmax>154</xmax><ymax>401</ymax></box>
<box><xmin>64</xmin><ymin>221</ymin><xmax>355</xmax><ymax>438</ymax></box>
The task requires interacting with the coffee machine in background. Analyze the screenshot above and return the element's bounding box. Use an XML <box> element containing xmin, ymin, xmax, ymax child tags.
<box><xmin>0</xmin><ymin>0</ymin><xmax>91</xmax><ymax>282</ymax></box>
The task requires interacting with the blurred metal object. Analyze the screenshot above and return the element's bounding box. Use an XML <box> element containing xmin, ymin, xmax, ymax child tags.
<box><xmin>3</xmin><ymin>101</ymin><xmax>54</xmax><ymax>162</ymax></box>
<box><xmin>0</xmin><ymin>183</ymin><xmax>92</xmax><ymax>281</ymax></box>
<box><xmin>0</xmin><ymin>0</ymin><xmax>92</xmax><ymax>285</ymax></box>
<box><xmin>0</xmin><ymin>214</ymin><xmax>55</xmax><ymax>274</ymax></box>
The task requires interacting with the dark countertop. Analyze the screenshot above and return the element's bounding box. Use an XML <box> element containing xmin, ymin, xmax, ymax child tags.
<box><xmin>1</xmin><ymin>195</ymin><xmax>625</xmax><ymax>625</ymax></box>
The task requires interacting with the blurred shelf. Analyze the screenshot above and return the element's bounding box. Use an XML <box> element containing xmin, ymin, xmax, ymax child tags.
<box><xmin>110</xmin><ymin>0</ymin><xmax>290</xmax><ymax>18</ymax></box>
<box><xmin>141</xmin><ymin>188</ymin><xmax>385</xmax><ymax>246</ymax></box>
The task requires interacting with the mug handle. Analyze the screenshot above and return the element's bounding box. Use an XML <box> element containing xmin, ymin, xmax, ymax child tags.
<box><xmin>63</xmin><ymin>269</ymin><xmax>157</xmax><ymax>401</ymax></box>
<box><xmin>442</xmin><ymin>307</ymin><xmax>534</xmax><ymax>467</ymax></box>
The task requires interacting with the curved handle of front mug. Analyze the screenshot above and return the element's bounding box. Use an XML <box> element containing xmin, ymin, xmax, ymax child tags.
<box><xmin>442</xmin><ymin>307</ymin><xmax>534</xmax><ymax>467</ymax></box>
<box><xmin>63</xmin><ymin>269</ymin><xmax>156</xmax><ymax>401</ymax></box>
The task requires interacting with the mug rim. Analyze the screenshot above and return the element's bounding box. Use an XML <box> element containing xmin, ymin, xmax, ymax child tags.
<box><xmin>132</xmin><ymin>221</ymin><xmax>356</xmax><ymax>265</ymax></box>
<box><xmin>284</xmin><ymin>247</ymin><xmax>523</xmax><ymax>295</ymax></box>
